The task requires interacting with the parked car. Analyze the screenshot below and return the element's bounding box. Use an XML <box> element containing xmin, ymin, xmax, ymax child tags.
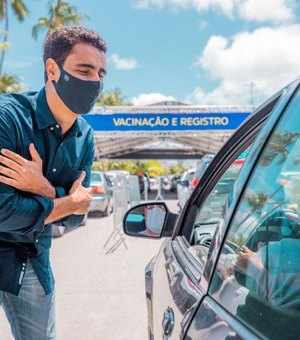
<box><xmin>123</xmin><ymin>78</ymin><xmax>300</xmax><ymax>339</ymax></box>
<box><xmin>149</xmin><ymin>176</ymin><xmax>158</xmax><ymax>190</ymax></box>
<box><xmin>88</xmin><ymin>170</ymin><xmax>113</xmax><ymax>216</ymax></box>
<box><xmin>164</xmin><ymin>175</ymin><xmax>181</xmax><ymax>192</ymax></box>
<box><xmin>189</xmin><ymin>154</ymin><xmax>214</xmax><ymax>192</ymax></box>
<box><xmin>177</xmin><ymin>168</ymin><xmax>196</xmax><ymax>211</ymax></box>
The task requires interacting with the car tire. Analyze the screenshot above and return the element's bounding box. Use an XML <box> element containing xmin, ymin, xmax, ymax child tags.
<box><xmin>80</xmin><ymin>213</ymin><xmax>88</xmax><ymax>226</ymax></box>
<box><xmin>53</xmin><ymin>226</ymin><xmax>65</xmax><ymax>238</ymax></box>
<box><xmin>102</xmin><ymin>200</ymin><xmax>111</xmax><ymax>217</ymax></box>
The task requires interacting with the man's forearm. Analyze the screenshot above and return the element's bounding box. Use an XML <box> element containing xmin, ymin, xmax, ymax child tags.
<box><xmin>45</xmin><ymin>195</ymin><xmax>77</xmax><ymax>224</ymax></box>
<box><xmin>36</xmin><ymin>178</ymin><xmax>56</xmax><ymax>199</ymax></box>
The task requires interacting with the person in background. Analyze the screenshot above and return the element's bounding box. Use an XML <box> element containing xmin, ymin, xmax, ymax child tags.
<box><xmin>141</xmin><ymin>205</ymin><xmax>166</xmax><ymax>237</ymax></box>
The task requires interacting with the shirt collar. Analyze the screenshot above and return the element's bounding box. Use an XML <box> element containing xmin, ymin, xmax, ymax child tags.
<box><xmin>72</xmin><ymin>119</ymin><xmax>82</xmax><ymax>136</ymax></box>
<box><xmin>35</xmin><ymin>87</ymin><xmax>57</xmax><ymax>130</ymax></box>
<box><xmin>35</xmin><ymin>87</ymin><xmax>82</xmax><ymax>136</ymax></box>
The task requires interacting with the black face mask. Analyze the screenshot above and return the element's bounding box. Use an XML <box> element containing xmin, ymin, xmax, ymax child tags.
<box><xmin>52</xmin><ymin>63</ymin><xmax>103</xmax><ymax>114</ymax></box>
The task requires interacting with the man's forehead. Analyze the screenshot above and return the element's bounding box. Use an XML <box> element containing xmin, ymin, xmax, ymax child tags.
<box><xmin>66</xmin><ymin>44</ymin><xmax>106</xmax><ymax>69</ymax></box>
<box><xmin>67</xmin><ymin>43</ymin><xmax>105</xmax><ymax>61</ymax></box>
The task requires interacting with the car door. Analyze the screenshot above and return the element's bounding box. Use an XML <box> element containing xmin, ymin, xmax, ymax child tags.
<box><xmin>150</xmin><ymin>80</ymin><xmax>299</xmax><ymax>339</ymax></box>
<box><xmin>184</xmin><ymin>80</ymin><xmax>300</xmax><ymax>339</ymax></box>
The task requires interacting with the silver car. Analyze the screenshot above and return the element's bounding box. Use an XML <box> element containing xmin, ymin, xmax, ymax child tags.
<box><xmin>88</xmin><ymin>171</ymin><xmax>113</xmax><ymax>216</ymax></box>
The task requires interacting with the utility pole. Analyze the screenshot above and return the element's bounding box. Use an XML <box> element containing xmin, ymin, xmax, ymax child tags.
<box><xmin>244</xmin><ymin>81</ymin><xmax>256</xmax><ymax>106</ymax></box>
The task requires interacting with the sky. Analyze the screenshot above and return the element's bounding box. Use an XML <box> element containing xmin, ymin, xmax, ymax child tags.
<box><xmin>5</xmin><ymin>0</ymin><xmax>300</xmax><ymax>106</ymax></box>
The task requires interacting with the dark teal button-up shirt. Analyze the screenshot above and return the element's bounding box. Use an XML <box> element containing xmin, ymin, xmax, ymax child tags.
<box><xmin>0</xmin><ymin>88</ymin><xmax>94</xmax><ymax>295</ymax></box>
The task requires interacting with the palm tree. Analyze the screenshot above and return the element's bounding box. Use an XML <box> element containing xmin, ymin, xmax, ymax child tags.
<box><xmin>0</xmin><ymin>0</ymin><xmax>29</xmax><ymax>75</ymax></box>
<box><xmin>97</xmin><ymin>88</ymin><xmax>129</xmax><ymax>106</ymax></box>
<box><xmin>261</xmin><ymin>131</ymin><xmax>300</xmax><ymax>166</ymax></box>
<box><xmin>32</xmin><ymin>0</ymin><xmax>87</xmax><ymax>40</ymax></box>
<box><xmin>0</xmin><ymin>73</ymin><xmax>23</xmax><ymax>93</ymax></box>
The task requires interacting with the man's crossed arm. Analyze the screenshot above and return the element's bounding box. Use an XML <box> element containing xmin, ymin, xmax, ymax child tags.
<box><xmin>0</xmin><ymin>144</ymin><xmax>92</xmax><ymax>225</ymax></box>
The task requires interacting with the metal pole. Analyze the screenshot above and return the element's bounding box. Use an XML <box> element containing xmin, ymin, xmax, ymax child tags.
<box><xmin>154</xmin><ymin>177</ymin><xmax>164</xmax><ymax>200</ymax></box>
<box><xmin>143</xmin><ymin>176</ymin><xmax>148</xmax><ymax>201</ymax></box>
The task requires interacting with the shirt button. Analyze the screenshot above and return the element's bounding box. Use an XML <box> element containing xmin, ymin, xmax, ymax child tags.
<box><xmin>36</xmin><ymin>239</ymin><xmax>39</xmax><ymax>243</ymax></box>
<box><xmin>56</xmin><ymin>124</ymin><xmax>60</xmax><ymax>129</ymax></box>
<box><xmin>53</xmin><ymin>168</ymin><xmax>57</xmax><ymax>172</ymax></box>
<box><xmin>50</xmin><ymin>127</ymin><xmax>54</xmax><ymax>131</ymax></box>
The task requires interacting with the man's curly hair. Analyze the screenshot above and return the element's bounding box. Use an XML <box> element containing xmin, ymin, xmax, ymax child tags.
<box><xmin>43</xmin><ymin>26</ymin><xmax>107</xmax><ymax>80</ymax></box>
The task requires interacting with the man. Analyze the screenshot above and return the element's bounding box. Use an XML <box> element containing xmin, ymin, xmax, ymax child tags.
<box><xmin>0</xmin><ymin>26</ymin><xmax>107</xmax><ymax>339</ymax></box>
<box><xmin>141</xmin><ymin>205</ymin><xmax>166</xmax><ymax>237</ymax></box>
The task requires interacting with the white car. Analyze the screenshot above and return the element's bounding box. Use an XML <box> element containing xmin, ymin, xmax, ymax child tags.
<box><xmin>177</xmin><ymin>168</ymin><xmax>196</xmax><ymax>211</ymax></box>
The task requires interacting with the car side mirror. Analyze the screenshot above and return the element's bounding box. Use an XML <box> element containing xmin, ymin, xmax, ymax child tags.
<box><xmin>179</xmin><ymin>180</ymin><xmax>189</xmax><ymax>187</ymax></box>
<box><xmin>123</xmin><ymin>202</ymin><xmax>178</xmax><ymax>239</ymax></box>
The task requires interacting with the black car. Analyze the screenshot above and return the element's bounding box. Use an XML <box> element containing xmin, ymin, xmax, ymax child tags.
<box><xmin>123</xmin><ymin>78</ymin><xmax>300</xmax><ymax>339</ymax></box>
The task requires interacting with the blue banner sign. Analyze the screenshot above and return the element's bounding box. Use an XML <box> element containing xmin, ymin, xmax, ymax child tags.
<box><xmin>84</xmin><ymin>112</ymin><xmax>251</xmax><ymax>131</ymax></box>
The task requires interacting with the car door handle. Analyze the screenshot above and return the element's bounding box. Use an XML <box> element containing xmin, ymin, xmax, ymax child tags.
<box><xmin>162</xmin><ymin>307</ymin><xmax>175</xmax><ymax>338</ymax></box>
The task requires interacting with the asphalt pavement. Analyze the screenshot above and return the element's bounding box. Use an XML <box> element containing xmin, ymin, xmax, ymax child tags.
<box><xmin>0</xmin><ymin>193</ymin><xmax>178</xmax><ymax>340</ymax></box>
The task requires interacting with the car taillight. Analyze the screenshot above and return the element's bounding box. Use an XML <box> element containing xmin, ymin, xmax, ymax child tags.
<box><xmin>91</xmin><ymin>186</ymin><xmax>106</xmax><ymax>194</ymax></box>
<box><xmin>191</xmin><ymin>178</ymin><xmax>199</xmax><ymax>187</ymax></box>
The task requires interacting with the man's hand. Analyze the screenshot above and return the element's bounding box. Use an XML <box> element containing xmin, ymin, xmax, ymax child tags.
<box><xmin>69</xmin><ymin>171</ymin><xmax>92</xmax><ymax>215</ymax></box>
<box><xmin>45</xmin><ymin>171</ymin><xmax>92</xmax><ymax>224</ymax></box>
<box><xmin>0</xmin><ymin>144</ymin><xmax>55</xmax><ymax>198</ymax></box>
<box><xmin>237</xmin><ymin>245</ymin><xmax>263</xmax><ymax>273</ymax></box>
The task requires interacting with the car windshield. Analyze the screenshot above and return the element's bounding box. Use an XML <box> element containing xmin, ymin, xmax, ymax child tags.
<box><xmin>91</xmin><ymin>172</ymin><xmax>103</xmax><ymax>182</ymax></box>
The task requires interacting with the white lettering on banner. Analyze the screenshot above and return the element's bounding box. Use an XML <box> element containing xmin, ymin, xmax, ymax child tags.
<box><xmin>180</xmin><ymin>116</ymin><xmax>229</xmax><ymax>126</ymax></box>
<box><xmin>113</xmin><ymin>116</ymin><xmax>171</xmax><ymax>127</ymax></box>
<box><xmin>113</xmin><ymin>116</ymin><xmax>230</xmax><ymax>128</ymax></box>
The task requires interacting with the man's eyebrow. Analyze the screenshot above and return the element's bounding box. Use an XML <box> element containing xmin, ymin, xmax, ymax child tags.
<box><xmin>76</xmin><ymin>63</ymin><xmax>107</xmax><ymax>75</ymax></box>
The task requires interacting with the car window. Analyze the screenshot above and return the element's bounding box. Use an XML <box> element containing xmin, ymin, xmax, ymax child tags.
<box><xmin>91</xmin><ymin>172</ymin><xmax>102</xmax><ymax>182</ymax></box>
<box><xmin>188</xmin><ymin>149</ymin><xmax>249</xmax><ymax>263</ymax></box>
<box><xmin>210</xmin><ymin>90</ymin><xmax>300</xmax><ymax>339</ymax></box>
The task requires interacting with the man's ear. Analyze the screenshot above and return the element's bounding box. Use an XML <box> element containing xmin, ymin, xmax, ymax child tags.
<box><xmin>45</xmin><ymin>58</ymin><xmax>60</xmax><ymax>82</ymax></box>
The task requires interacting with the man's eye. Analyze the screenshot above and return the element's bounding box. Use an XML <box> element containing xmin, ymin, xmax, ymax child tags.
<box><xmin>79</xmin><ymin>70</ymin><xmax>88</xmax><ymax>75</ymax></box>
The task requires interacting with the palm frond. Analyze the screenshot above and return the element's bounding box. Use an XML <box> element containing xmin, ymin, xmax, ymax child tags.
<box><xmin>10</xmin><ymin>0</ymin><xmax>29</xmax><ymax>21</ymax></box>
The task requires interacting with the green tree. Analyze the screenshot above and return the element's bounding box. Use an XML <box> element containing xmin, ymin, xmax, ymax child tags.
<box><xmin>92</xmin><ymin>161</ymin><xmax>109</xmax><ymax>172</ymax></box>
<box><xmin>135</xmin><ymin>160</ymin><xmax>167</xmax><ymax>176</ymax></box>
<box><xmin>168</xmin><ymin>163</ymin><xmax>185</xmax><ymax>175</ymax></box>
<box><xmin>0</xmin><ymin>0</ymin><xmax>29</xmax><ymax>74</ymax></box>
<box><xmin>32</xmin><ymin>0</ymin><xmax>87</xmax><ymax>40</ymax></box>
<box><xmin>97</xmin><ymin>88</ymin><xmax>129</xmax><ymax>106</ymax></box>
<box><xmin>0</xmin><ymin>73</ymin><xmax>23</xmax><ymax>93</ymax></box>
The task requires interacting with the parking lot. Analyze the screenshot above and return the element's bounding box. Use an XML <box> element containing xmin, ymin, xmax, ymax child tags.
<box><xmin>0</xmin><ymin>199</ymin><xmax>178</xmax><ymax>340</ymax></box>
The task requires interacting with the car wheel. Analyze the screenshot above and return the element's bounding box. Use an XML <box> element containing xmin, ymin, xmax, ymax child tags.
<box><xmin>80</xmin><ymin>213</ymin><xmax>88</xmax><ymax>226</ymax></box>
<box><xmin>102</xmin><ymin>200</ymin><xmax>111</xmax><ymax>217</ymax></box>
<box><xmin>53</xmin><ymin>226</ymin><xmax>65</xmax><ymax>238</ymax></box>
